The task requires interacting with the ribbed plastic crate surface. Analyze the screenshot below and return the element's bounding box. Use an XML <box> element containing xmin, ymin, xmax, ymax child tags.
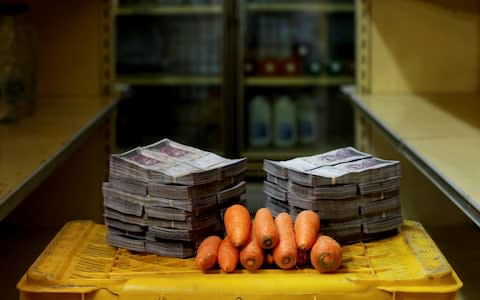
<box><xmin>18</xmin><ymin>220</ymin><xmax>462</xmax><ymax>300</ymax></box>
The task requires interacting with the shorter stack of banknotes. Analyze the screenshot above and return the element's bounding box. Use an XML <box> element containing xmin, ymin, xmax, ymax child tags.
<box><xmin>103</xmin><ymin>139</ymin><xmax>247</xmax><ymax>257</ymax></box>
<box><xmin>263</xmin><ymin>147</ymin><xmax>402</xmax><ymax>244</ymax></box>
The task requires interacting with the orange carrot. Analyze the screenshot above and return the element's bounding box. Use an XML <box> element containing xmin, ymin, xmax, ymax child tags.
<box><xmin>272</xmin><ymin>212</ymin><xmax>297</xmax><ymax>269</ymax></box>
<box><xmin>224</xmin><ymin>204</ymin><xmax>251</xmax><ymax>247</ymax></box>
<box><xmin>294</xmin><ymin>210</ymin><xmax>320</xmax><ymax>251</ymax></box>
<box><xmin>310</xmin><ymin>235</ymin><xmax>342</xmax><ymax>273</ymax></box>
<box><xmin>254</xmin><ymin>207</ymin><xmax>279</xmax><ymax>249</ymax></box>
<box><xmin>240</xmin><ymin>221</ymin><xmax>264</xmax><ymax>271</ymax></box>
<box><xmin>195</xmin><ymin>235</ymin><xmax>222</xmax><ymax>271</ymax></box>
<box><xmin>218</xmin><ymin>236</ymin><xmax>239</xmax><ymax>273</ymax></box>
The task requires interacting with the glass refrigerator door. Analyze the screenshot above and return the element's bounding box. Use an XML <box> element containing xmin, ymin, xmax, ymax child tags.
<box><xmin>115</xmin><ymin>0</ymin><xmax>229</xmax><ymax>154</ymax></box>
<box><xmin>238</xmin><ymin>0</ymin><xmax>355</xmax><ymax>176</ymax></box>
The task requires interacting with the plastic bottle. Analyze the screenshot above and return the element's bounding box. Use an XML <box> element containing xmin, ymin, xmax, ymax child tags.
<box><xmin>249</xmin><ymin>95</ymin><xmax>272</xmax><ymax>147</ymax></box>
<box><xmin>273</xmin><ymin>95</ymin><xmax>297</xmax><ymax>147</ymax></box>
<box><xmin>297</xmin><ymin>95</ymin><xmax>318</xmax><ymax>145</ymax></box>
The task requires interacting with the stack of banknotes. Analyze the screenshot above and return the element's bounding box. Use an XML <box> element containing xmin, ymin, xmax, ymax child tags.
<box><xmin>263</xmin><ymin>147</ymin><xmax>402</xmax><ymax>243</ymax></box>
<box><xmin>103</xmin><ymin>139</ymin><xmax>247</xmax><ymax>257</ymax></box>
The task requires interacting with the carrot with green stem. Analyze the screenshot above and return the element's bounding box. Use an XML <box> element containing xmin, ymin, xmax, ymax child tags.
<box><xmin>294</xmin><ymin>210</ymin><xmax>320</xmax><ymax>251</ymax></box>
<box><xmin>240</xmin><ymin>221</ymin><xmax>264</xmax><ymax>271</ymax></box>
<box><xmin>224</xmin><ymin>204</ymin><xmax>251</xmax><ymax>247</ymax></box>
<box><xmin>254</xmin><ymin>207</ymin><xmax>279</xmax><ymax>249</ymax></box>
<box><xmin>218</xmin><ymin>236</ymin><xmax>239</xmax><ymax>273</ymax></box>
<box><xmin>273</xmin><ymin>212</ymin><xmax>297</xmax><ymax>269</ymax></box>
<box><xmin>310</xmin><ymin>234</ymin><xmax>342</xmax><ymax>273</ymax></box>
<box><xmin>195</xmin><ymin>235</ymin><xmax>222</xmax><ymax>271</ymax></box>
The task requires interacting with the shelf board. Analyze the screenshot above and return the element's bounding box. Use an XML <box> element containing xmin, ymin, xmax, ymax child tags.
<box><xmin>247</xmin><ymin>2</ymin><xmax>355</xmax><ymax>13</ymax></box>
<box><xmin>344</xmin><ymin>87</ymin><xmax>480</xmax><ymax>227</ymax></box>
<box><xmin>117</xmin><ymin>75</ymin><xmax>222</xmax><ymax>86</ymax></box>
<box><xmin>344</xmin><ymin>87</ymin><xmax>480</xmax><ymax>140</ymax></box>
<box><xmin>245</xmin><ymin>76</ymin><xmax>354</xmax><ymax>87</ymax></box>
<box><xmin>116</xmin><ymin>4</ymin><xmax>222</xmax><ymax>16</ymax></box>
<box><xmin>0</xmin><ymin>96</ymin><xmax>117</xmax><ymax>221</ymax></box>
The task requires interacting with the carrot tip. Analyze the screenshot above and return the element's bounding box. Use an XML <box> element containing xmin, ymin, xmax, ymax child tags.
<box><xmin>263</xmin><ymin>238</ymin><xmax>273</xmax><ymax>248</ymax></box>
<box><xmin>282</xmin><ymin>256</ymin><xmax>292</xmax><ymax>265</ymax></box>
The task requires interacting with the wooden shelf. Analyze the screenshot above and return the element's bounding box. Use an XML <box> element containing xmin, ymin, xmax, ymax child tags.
<box><xmin>344</xmin><ymin>87</ymin><xmax>480</xmax><ymax>226</ymax></box>
<box><xmin>116</xmin><ymin>4</ymin><xmax>222</xmax><ymax>15</ymax></box>
<box><xmin>247</xmin><ymin>2</ymin><xmax>355</xmax><ymax>13</ymax></box>
<box><xmin>245</xmin><ymin>76</ymin><xmax>354</xmax><ymax>87</ymax></box>
<box><xmin>117</xmin><ymin>74</ymin><xmax>222</xmax><ymax>86</ymax></box>
<box><xmin>0</xmin><ymin>96</ymin><xmax>117</xmax><ymax>221</ymax></box>
<box><xmin>0</xmin><ymin>0</ymin><xmax>116</xmax><ymax>296</ymax></box>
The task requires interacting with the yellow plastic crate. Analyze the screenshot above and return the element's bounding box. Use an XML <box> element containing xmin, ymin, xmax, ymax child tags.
<box><xmin>17</xmin><ymin>220</ymin><xmax>462</xmax><ymax>300</ymax></box>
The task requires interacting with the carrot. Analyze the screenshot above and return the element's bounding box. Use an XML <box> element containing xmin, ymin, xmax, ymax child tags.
<box><xmin>272</xmin><ymin>212</ymin><xmax>297</xmax><ymax>269</ymax></box>
<box><xmin>195</xmin><ymin>235</ymin><xmax>222</xmax><ymax>271</ymax></box>
<box><xmin>240</xmin><ymin>221</ymin><xmax>264</xmax><ymax>271</ymax></box>
<box><xmin>218</xmin><ymin>236</ymin><xmax>239</xmax><ymax>273</ymax></box>
<box><xmin>224</xmin><ymin>204</ymin><xmax>251</xmax><ymax>247</ymax></box>
<box><xmin>294</xmin><ymin>210</ymin><xmax>320</xmax><ymax>251</ymax></box>
<box><xmin>254</xmin><ymin>207</ymin><xmax>279</xmax><ymax>249</ymax></box>
<box><xmin>310</xmin><ymin>234</ymin><xmax>342</xmax><ymax>273</ymax></box>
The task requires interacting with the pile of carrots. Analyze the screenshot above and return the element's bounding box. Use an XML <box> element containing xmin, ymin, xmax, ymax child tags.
<box><xmin>195</xmin><ymin>204</ymin><xmax>342</xmax><ymax>273</ymax></box>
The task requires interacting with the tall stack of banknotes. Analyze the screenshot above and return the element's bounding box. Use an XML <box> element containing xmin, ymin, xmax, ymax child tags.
<box><xmin>103</xmin><ymin>139</ymin><xmax>247</xmax><ymax>258</ymax></box>
<box><xmin>263</xmin><ymin>147</ymin><xmax>402</xmax><ymax>244</ymax></box>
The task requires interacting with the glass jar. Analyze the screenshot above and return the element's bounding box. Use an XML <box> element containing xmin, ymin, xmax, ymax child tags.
<box><xmin>0</xmin><ymin>3</ymin><xmax>35</xmax><ymax>122</ymax></box>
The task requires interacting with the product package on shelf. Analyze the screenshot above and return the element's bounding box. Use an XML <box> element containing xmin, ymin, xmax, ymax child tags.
<box><xmin>263</xmin><ymin>147</ymin><xmax>402</xmax><ymax>244</ymax></box>
<box><xmin>103</xmin><ymin>138</ymin><xmax>247</xmax><ymax>257</ymax></box>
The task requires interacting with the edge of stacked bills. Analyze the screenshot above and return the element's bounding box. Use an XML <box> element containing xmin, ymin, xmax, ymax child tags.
<box><xmin>104</xmin><ymin>139</ymin><xmax>248</xmax><ymax>257</ymax></box>
<box><xmin>263</xmin><ymin>147</ymin><xmax>402</xmax><ymax>244</ymax></box>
